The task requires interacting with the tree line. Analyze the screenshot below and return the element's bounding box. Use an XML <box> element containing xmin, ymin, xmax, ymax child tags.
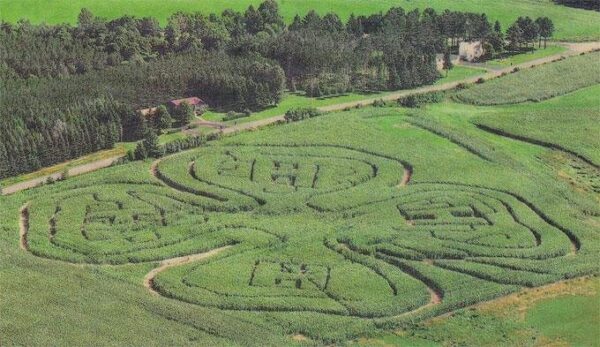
<box><xmin>0</xmin><ymin>52</ymin><xmax>284</xmax><ymax>178</ymax></box>
<box><xmin>0</xmin><ymin>1</ymin><xmax>555</xmax><ymax>178</ymax></box>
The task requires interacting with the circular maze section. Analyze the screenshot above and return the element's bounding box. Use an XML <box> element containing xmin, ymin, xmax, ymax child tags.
<box><xmin>156</xmin><ymin>144</ymin><xmax>408</xmax><ymax>210</ymax></box>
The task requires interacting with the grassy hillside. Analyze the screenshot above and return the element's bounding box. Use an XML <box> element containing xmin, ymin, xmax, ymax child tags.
<box><xmin>1</xmin><ymin>0</ymin><xmax>599</xmax><ymax>41</ymax></box>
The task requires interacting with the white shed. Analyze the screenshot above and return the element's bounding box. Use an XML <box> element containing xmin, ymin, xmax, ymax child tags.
<box><xmin>459</xmin><ymin>41</ymin><xmax>485</xmax><ymax>62</ymax></box>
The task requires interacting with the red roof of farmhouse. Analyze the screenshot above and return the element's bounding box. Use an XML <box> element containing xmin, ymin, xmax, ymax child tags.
<box><xmin>169</xmin><ymin>97</ymin><xmax>205</xmax><ymax>106</ymax></box>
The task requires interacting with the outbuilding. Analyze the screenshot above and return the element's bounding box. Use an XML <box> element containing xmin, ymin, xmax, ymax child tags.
<box><xmin>459</xmin><ymin>41</ymin><xmax>485</xmax><ymax>62</ymax></box>
<box><xmin>167</xmin><ymin>97</ymin><xmax>207</xmax><ymax>115</ymax></box>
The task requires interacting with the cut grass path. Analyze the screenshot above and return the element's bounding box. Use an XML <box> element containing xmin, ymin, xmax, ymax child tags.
<box><xmin>143</xmin><ymin>246</ymin><xmax>233</xmax><ymax>295</ymax></box>
<box><xmin>2</xmin><ymin>41</ymin><xmax>597</xmax><ymax>196</ymax></box>
<box><xmin>0</xmin><ymin>145</ymin><xmax>126</xmax><ymax>187</ymax></box>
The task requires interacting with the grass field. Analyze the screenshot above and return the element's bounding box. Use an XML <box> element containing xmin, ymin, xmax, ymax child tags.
<box><xmin>526</xmin><ymin>278</ymin><xmax>600</xmax><ymax>346</ymax></box>
<box><xmin>0</xmin><ymin>55</ymin><xmax>600</xmax><ymax>345</ymax></box>
<box><xmin>1</xmin><ymin>53</ymin><xmax>599</xmax><ymax>344</ymax></box>
<box><xmin>473</xmin><ymin>84</ymin><xmax>600</xmax><ymax>166</ymax></box>
<box><xmin>454</xmin><ymin>51</ymin><xmax>600</xmax><ymax>105</ymax></box>
<box><xmin>1</xmin><ymin>0</ymin><xmax>599</xmax><ymax>41</ymax></box>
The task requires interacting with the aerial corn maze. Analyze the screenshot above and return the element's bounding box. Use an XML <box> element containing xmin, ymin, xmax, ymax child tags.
<box><xmin>7</xmin><ymin>67</ymin><xmax>598</xmax><ymax>343</ymax></box>
<box><xmin>2</xmin><ymin>0</ymin><xmax>600</xmax><ymax>344</ymax></box>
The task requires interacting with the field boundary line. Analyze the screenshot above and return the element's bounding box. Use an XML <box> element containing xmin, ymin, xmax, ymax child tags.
<box><xmin>475</xmin><ymin>124</ymin><xmax>600</xmax><ymax>168</ymax></box>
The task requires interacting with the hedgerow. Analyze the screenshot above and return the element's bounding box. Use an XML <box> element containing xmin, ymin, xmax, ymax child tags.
<box><xmin>284</xmin><ymin>107</ymin><xmax>322</xmax><ymax>122</ymax></box>
<box><xmin>397</xmin><ymin>92</ymin><xmax>444</xmax><ymax>108</ymax></box>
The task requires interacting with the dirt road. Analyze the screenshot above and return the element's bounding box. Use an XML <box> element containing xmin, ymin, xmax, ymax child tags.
<box><xmin>3</xmin><ymin>41</ymin><xmax>597</xmax><ymax>196</ymax></box>
<box><xmin>1</xmin><ymin>156</ymin><xmax>121</xmax><ymax>196</ymax></box>
<box><xmin>220</xmin><ymin>41</ymin><xmax>599</xmax><ymax>135</ymax></box>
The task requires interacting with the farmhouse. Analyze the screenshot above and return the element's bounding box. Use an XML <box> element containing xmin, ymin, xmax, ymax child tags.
<box><xmin>168</xmin><ymin>97</ymin><xmax>207</xmax><ymax>115</ymax></box>
<box><xmin>459</xmin><ymin>41</ymin><xmax>485</xmax><ymax>62</ymax></box>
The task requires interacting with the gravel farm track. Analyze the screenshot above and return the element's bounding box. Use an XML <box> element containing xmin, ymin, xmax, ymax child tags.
<box><xmin>2</xmin><ymin>41</ymin><xmax>598</xmax><ymax>197</ymax></box>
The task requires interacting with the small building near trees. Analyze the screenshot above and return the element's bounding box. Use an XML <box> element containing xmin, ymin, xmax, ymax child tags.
<box><xmin>459</xmin><ymin>41</ymin><xmax>485</xmax><ymax>62</ymax></box>
<box><xmin>167</xmin><ymin>97</ymin><xmax>207</xmax><ymax>115</ymax></box>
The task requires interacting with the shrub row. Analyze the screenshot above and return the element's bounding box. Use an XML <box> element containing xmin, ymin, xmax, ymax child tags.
<box><xmin>284</xmin><ymin>107</ymin><xmax>322</xmax><ymax>122</ymax></box>
<box><xmin>397</xmin><ymin>92</ymin><xmax>443</xmax><ymax>108</ymax></box>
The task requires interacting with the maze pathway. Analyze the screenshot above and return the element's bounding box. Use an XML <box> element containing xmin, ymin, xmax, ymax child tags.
<box><xmin>18</xmin><ymin>143</ymin><xmax>585</xmax><ymax>323</ymax></box>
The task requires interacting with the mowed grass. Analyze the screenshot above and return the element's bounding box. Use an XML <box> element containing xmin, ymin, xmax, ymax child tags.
<box><xmin>1</xmin><ymin>0</ymin><xmax>599</xmax><ymax>41</ymax></box>
<box><xmin>454</xmin><ymin>51</ymin><xmax>600</xmax><ymax>105</ymax></box>
<box><xmin>434</xmin><ymin>66</ymin><xmax>487</xmax><ymax>85</ymax></box>
<box><xmin>526</xmin><ymin>278</ymin><xmax>600</xmax><ymax>347</ymax></box>
<box><xmin>202</xmin><ymin>91</ymin><xmax>395</xmax><ymax>124</ymax></box>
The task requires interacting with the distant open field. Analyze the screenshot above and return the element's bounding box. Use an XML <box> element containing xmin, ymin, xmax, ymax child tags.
<box><xmin>1</xmin><ymin>0</ymin><xmax>599</xmax><ymax>41</ymax></box>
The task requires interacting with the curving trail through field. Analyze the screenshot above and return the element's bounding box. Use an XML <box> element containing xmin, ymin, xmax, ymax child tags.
<box><xmin>17</xmin><ymin>191</ymin><xmax>233</xmax><ymax>298</ymax></box>
<box><xmin>3</xmin><ymin>41</ymin><xmax>598</xmax><ymax>197</ymax></box>
<box><xmin>143</xmin><ymin>246</ymin><xmax>233</xmax><ymax>295</ymax></box>
<box><xmin>391</xmin><ymin>286</ymin><xmax>442</xmax><ymax>320</ymax></box>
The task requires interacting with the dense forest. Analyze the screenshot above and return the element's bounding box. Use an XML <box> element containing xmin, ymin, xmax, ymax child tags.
<box><xmin>0</xmin><ymin>1</ymin><xmax>550</xmax><ymax>179</ymax></box>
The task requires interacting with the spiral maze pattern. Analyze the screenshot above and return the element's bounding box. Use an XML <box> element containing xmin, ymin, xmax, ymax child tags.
<box><xmin>20</xmin><ymin>144</ymin><xmax>581</xmax><ymax>321</ymax></box>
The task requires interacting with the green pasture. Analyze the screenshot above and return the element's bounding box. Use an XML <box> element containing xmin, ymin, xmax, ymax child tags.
<box><xmin>1</xmin><ymin>0</ymin><xmax>599</xmax><ymax>41</ymax></box>
<box><xmin>526</xmin><ymin>279</ymin><xmax>600</xmax><ymax>347</ymax></box>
